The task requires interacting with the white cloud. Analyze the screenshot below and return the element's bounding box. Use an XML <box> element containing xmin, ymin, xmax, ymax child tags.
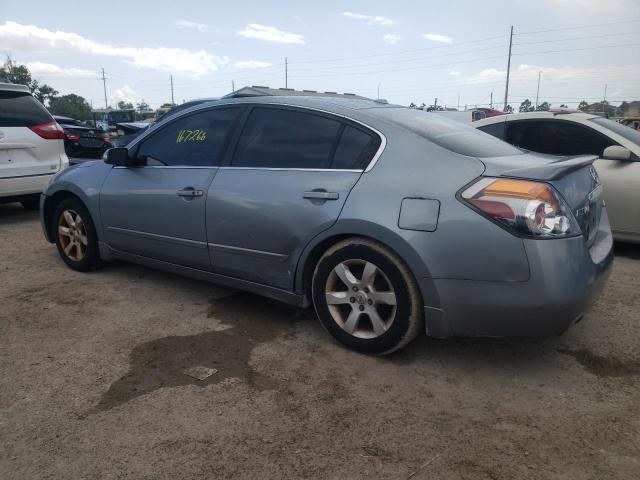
<box><xmin>342</xmin><ymin>12</ymin><xmax>397</xmax><ymax>27</ymax></box>
<box><xmin>422</xmin><ymin>33</ymin><xmax>453</xmax><ymax>43</ymax></box>
<box><xmin>237</xmin><ymin>24</ymin><xmax>304</xmax><ymax>44</ymax></box>
<box><xmin>110</xmin><ymin>85</ymin><xmax>140</xmax><ymax>105</ymax></box>
<box><xmin>448</xmin><ymin>70</ymin><xmax>459</xmax><ymax>76</ymax></box>
<box><xmin>233</xmin><ymin>60</ymin><xmax>273</xmax><ymax>69</ymax></box>
<box><xmin>383</xmin><ymin>34</ymin><xmax>401</xmax><ymax>45</ymax></box>
<box><xmin>176</xmin><ymin>20</ymin><xmax>208</xmax><ymax>32</ymax></box>
<box><xmin>0</xmin><ymin>21</ymin><xmax>228</xmax><ymax>75</ymax></box>
<box><xmin>26</xmin><ymin>61</ymin><xmax>95</xmax><ymax>77</ymax></box>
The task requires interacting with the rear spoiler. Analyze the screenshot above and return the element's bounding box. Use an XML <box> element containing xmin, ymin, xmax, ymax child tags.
<box><xmin>501</xmin><ymin>155</ymin><xmax>597</xmax><ymax>181</ymax></box>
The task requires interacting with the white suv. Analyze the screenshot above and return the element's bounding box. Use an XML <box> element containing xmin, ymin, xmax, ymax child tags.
<box><xmin>0</xmin><ymin>82</ymin><xmax>69</xmax><ymax>210</ymax></box>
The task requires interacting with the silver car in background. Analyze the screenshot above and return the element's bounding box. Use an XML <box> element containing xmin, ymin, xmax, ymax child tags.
<box><xmin>40</xmin><ymin>97</ymin><xmax>613</xmax><ymax>354</ymax></box>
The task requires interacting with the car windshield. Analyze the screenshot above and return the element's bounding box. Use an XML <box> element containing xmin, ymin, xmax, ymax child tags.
<box><xmin>591</xmin><ymin>117</ymin><xmax>640</xmax><ymax>145</ymax></box>
<box><xmin>374</xmin><ymin>107</ymin><xmax>523</xmax><ymax>157</ymax></box>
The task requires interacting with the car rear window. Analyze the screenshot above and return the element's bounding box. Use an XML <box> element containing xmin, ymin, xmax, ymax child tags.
<box><xmin>591</xmin><ymin>117</ymin><xmax>640</xmax><ymax>144</ymax></box>
<box><xmin>374</xmin><ymin>107</ymin><xmax>523</xmax><ymax>157</ymax></box>
<box><xmin>0</xmin><ymin>90</ymin><xmax>53</xmax><ymax>127</ymax></box>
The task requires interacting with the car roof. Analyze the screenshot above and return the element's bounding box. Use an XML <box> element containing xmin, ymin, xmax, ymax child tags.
<box><xmin>473</xmin><ymin>111</ymin><xmax>599</xmax><ymax>126</ymax></box>
<box><xmin>0</xmin><ymin>82</ymin><xmax>30</xmax><ymax>93</ymax></box>
<box><xmin>193</xmin><ymin>95</ymin><xmax>398</xmax><ymax>112</ymax></box>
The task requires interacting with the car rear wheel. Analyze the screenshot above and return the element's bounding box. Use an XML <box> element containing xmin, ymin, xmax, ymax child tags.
<box><xmin>53</xmin><ymin>198</ymin><xmax>102</xmax><ymax>271</ymax></box>
<box><xmin>312</xmin><ymin>238</ymin><xmax>423</xmax><ymax>355</ymax></box>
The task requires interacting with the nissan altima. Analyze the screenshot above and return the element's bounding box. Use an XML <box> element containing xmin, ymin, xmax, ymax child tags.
<box><xmin>40</xmin><ymin>96</ymin><xmax>613</xmax><ymax>354</ymax></box>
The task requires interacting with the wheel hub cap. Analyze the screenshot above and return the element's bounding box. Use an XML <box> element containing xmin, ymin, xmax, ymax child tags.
<box><xmin>57</xmin><ymin>209</ymin><xmax>87</xmax><ymax>262</ymax></box>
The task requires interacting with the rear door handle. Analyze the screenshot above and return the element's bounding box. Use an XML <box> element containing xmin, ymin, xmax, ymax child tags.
<box><xmin>303</xmin><ymin>190</ymin><xmax>339</xmax><ymax>200</ymax></box>
<box><xmin>177</xmin><ymin>187</ymin><xmax>204</xmax><ymax>198</ymax></box>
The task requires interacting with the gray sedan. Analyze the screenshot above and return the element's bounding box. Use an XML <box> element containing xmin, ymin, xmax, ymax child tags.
<box><xmin>40</xmin><ymin>97</ymin><xmax>613</xmax><ymax>354</ymax></box>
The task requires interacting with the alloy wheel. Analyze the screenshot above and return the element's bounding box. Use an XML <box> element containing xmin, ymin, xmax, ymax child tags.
<box><xmin>57</xmin><ymin>209</ymin><xmax>88</xmax><ymax>262</ymax></box>
<box><xmin>324</xmin><ymin>259</ymin><xmax>397</xmax><ymax>339</ymax></box>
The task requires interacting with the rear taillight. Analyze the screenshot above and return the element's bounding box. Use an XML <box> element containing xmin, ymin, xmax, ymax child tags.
<box><xmin>65</xmin><ymin>133</ymin><xmax>81</xmax><ymax>142</ymax></box>
<box><xmin>30</xmin><ymin>121</ymin><xmax>65</xmax><ymax>140</ymax></box>
<box><xmin>461</xmin><ymin>177</ymin><xmax>580</xmax><ymax>238</ymax></box>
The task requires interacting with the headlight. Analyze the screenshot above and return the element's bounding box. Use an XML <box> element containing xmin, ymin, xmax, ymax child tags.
<box><xmin>461</xmin><ymin>177</ymin><xmax>580</xmax><ymax>238</ymax></box>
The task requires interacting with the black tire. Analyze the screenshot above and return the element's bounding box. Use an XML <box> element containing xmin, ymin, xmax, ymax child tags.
<box><xmin>312</xmin><ymin>237</ymin><xmax>423</xmax><ymax>355</ymax></box>
<box><xmin>20</xmin><ymin>195</ymin><xmax>40</xmax><ymax>211</ymax></box>
<box><xmin>52</xmin><ymin>198</ymin><xmax>102</xmax><ymax>272</ymax></box>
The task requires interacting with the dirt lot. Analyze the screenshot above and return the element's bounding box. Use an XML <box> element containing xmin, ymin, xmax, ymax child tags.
<box><xmin>1</xmin><ymin>202</ymin><xmax>639</xmax><ymax>480</ymax></box>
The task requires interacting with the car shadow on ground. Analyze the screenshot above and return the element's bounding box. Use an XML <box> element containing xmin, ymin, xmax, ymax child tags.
<box><xmin>614</xmin><ymin>240</ymin><xmax>640</xmax><ymax>259</ymax></box>
<box><xmin>0</xmin><ymin>202</ymin><xmax>39</xmax><ymax>226</ymax></box>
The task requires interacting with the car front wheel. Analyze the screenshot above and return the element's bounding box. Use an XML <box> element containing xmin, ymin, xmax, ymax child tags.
<box><xmin>53</xmin><ymin>198</ymin><xmax>102</xmax><ymax>271</ymax></box>
<box><xmin>312</xmin><ymin>238</ymin><xmax>423</xmax><ymax>355</ymax></box>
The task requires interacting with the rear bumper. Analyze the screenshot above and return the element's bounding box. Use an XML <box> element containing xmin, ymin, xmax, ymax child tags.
<box><xmin>0</xmin><ymin>173</ymin><xmax>55</xmax><ymax>198</ymax></box>
<box><xmin>423</xmin><ymin>208</ymin><xmax>614</xmax><ymax>338</ymax></box>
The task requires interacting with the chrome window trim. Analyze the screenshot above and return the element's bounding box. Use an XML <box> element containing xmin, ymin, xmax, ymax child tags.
<box><xmin>126</xmin><ymin>101</ymin><xmax>387</xmax><ymax>172</ymax></box>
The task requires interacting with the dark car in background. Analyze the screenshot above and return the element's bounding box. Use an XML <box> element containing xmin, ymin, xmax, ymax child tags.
<box><xmin>53</xmin><ymin>115</ymin><xmax>112</xmax><ymax>159</ymax></box>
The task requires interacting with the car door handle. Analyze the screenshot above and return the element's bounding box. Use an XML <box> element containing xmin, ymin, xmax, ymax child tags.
<box><xmin>303</xmin><ymin>190</ymin><xmax>339</xmax><ymax>200</ymax></box>
<box><xmin>177</xmin><ymin>187</ymin><xmax>204</xmax><ymax>197</ymax></box>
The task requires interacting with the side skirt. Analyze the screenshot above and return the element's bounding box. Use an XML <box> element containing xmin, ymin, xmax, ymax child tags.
<box><xmin>106</xmin><ymin>245</ymin><xmax>309</xmax><ymax>307</ymax></box>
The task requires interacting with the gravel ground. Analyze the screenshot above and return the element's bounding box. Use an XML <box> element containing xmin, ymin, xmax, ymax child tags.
<box><xmin>1</xmin><ymin>202</ymin><xmax>639</xmax><ymax>480</ymax></box>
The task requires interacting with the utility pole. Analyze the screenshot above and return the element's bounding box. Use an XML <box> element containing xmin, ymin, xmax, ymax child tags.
<box><xmin>170</xmin><ymin>75</ymin><xmax>175</xmax><ymax>105</ymax></box>
<box><xmin>377</xmin><ymin>83</ymin><xmax>381</xmax><ymax>100</ymax></box>
<box><xmin>535</xmin><ymin>71</ymin><xmax>541</xmax><ymax>108</ymax></box>
<box><xmin>503</xmin><ymin>26</ymin><xmax>513</xmax><ymax>112</ymax></box>
<box><xmin>490</xmin><ymin>92</ymin><xmax>493</xmax><ymax>108</ymax></box>
<box><xmin>603</xmin><ymin>84</ymin><xmax>607</xmax><ymax>103</ymax></box>
<box><xmin>285</xmin><ymin>57</ymin><xmax>288</xmax><ymax>88</ymax></box>
<box><xmin>457</xmin><ymin>93</ymin><xmax>460</xmax><ymax>110</ymax></box>
<box><xmin>232</xmin><ymin>80</ymin><xmax>235</xmax><ymax>92</ymax></box>
<box><xmin>100</xmin><ymin>67</ymin><xmax>108</xmax><ymax>109</ymax></box>
<box><xmin>434</xmin><ymin>97</ymin><xmax>438</xmax><ymax>110</ymax></box>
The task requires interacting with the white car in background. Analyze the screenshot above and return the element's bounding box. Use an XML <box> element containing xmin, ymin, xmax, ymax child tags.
<box><xmin>473</xmin><ymin>110</ymin><xmax>640</xmax><ymax>243</ymax></box>
<box><xmin>0</xmin><ymin>83</ymin><xmax>69</xmax><ymax>210</ymax></box>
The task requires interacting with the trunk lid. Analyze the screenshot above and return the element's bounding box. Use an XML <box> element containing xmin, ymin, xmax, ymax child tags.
<box><xmin>481</xmin><ymin>152</ymin><xmax>603</xmax><ymax>246</ymax></box>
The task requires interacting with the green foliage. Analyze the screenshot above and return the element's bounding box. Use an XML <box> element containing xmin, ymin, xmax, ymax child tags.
<box><xmin>117</xmin><ymin>101</ymin><xmax>134</xmax><ymax>110</ymax></box>
<box><xmin>535</xmin><ymin>102</ymin><xmax>551</xmax><ymax>111</ymax></box>
<box><xmin>578</xmin><ymin>100</ymin><xmax>589</xmax><ymax>111</ymax></box>
<box><xmin>136</xmin><ymin>100</ymin><xmax>150</xmax><ymax>111</ymax></box>
<box><xmin>504</xmin><ymin>104</ymin><xmax>514</xmax><ymax>113</ymax></box>
<box><xmin>0</xmin><ymin>55</ymin><xmax>58</xmax><ymax>106</ymax></box>
<box><xmin>519</xmin><ymin>99</ymin><xmax>535</xmax><ymax>112</ymax></box>
<box><xmin>49</xmin><ymin>94</ymin><xmax>92</xmax><ymax>120</ymax></box>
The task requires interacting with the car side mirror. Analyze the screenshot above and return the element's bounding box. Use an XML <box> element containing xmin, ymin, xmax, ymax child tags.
<box><xmin>104</xmin><ymin>147</ymin><xmax>132</xmax><ymax>166</ymax></box>
<box><xmin>602</xmin><ymin>145</ymin><xmax>632</xmax><ymax>161</ymax></box>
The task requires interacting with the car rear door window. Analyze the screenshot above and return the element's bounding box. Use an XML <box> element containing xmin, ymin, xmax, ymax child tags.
<box><xmin>135</xmin><ymin>107</ymin><xmax>239</xmax><ymax>167</ymax></box>
<box><xmin>232</xmin><ymin>107</ymin><xmax>342</xmax><ymax>169</ymax></box>
<box><xmin>505</xmin><ymin>121</ymin><xmax>542</xmax><ymax>152</ymax></box>
<box><xmin>0</xmin><ymin>91</ymin><xmax>53</xmax><ymax>127</ymax></box>
<box><xmin>332</xmin><ymin>125</ymin><xmax>381</xmax><ymax>169</ymax></box>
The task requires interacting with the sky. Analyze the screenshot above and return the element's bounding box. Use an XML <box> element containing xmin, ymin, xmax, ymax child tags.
<box><xmin>1</xmin><ymin>0</ymin><xmax>639</xmax><ymax>110</ymax></box>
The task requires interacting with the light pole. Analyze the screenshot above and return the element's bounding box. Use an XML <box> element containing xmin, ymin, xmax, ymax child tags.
<box><xmin>377</xmin><ymin>83</ymin><xmax>381</xmax><ymax>100</ymax></box>
<box><xmin>535</xmin><ymin>71</ymin><xmax>542</xmax><ymax>109</ymax></box>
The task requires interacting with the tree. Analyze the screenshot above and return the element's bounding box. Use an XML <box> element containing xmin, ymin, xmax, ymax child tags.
<box><xmin>409</xmin><ymin>102</ymin><xmax>417</xmax><ymax>109</ymax></box>
<box><xmin>0</xmin><ymin>55</ymin><xmax>58</xmax><ymax>106</ymax></box>
<box><xmin>117</xmin><ymin>101</ymin><xmax>134</xmax><ymax>110</ymax></box>
<box><xmin>49</xmin><ymin>94</ymin><xmax>92</xmax><ymax>120</ymax></box>
<box><xmin>560</xmin><ymin>104</ymin><xmax>568</xmax><ymax>108</ymax></box>
<box><xmin>578</xmin><ymin>100</ymin><xmax>589</xmax><ymax>111</ymax></box>
<box><xmin>535</xmin><ymin>102</ymin><xmax>551</xmax><ymax>111</ymax></box>
<box><xmin>136</xmin><ymin>100</ymin><xmax>150</xmax><ymax>111</ymax></box>
<box><xmin>519</xmin><ymin>99</ymin><xmax>535</xmax><ymax>112</ymax></box>
<box><xmin>504</xmin><ymin>104</ymin><xmax>514</xmax><ymax>113</ymax></box>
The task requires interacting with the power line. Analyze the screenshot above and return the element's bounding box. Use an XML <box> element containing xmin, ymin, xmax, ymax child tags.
<box><xmin>513</xmin><ymin>30</ymin><xmax>640</xmax><ymax>46</ymax></box>
<box><xmin>514</xmin><ymin>19</ymin><xmax>640</xmax><ymax>35</ymax></box>
<box><xmin>513</xmin><ymin>42</ymin><xmax>640</xmax><ymax>56</ymax></box>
